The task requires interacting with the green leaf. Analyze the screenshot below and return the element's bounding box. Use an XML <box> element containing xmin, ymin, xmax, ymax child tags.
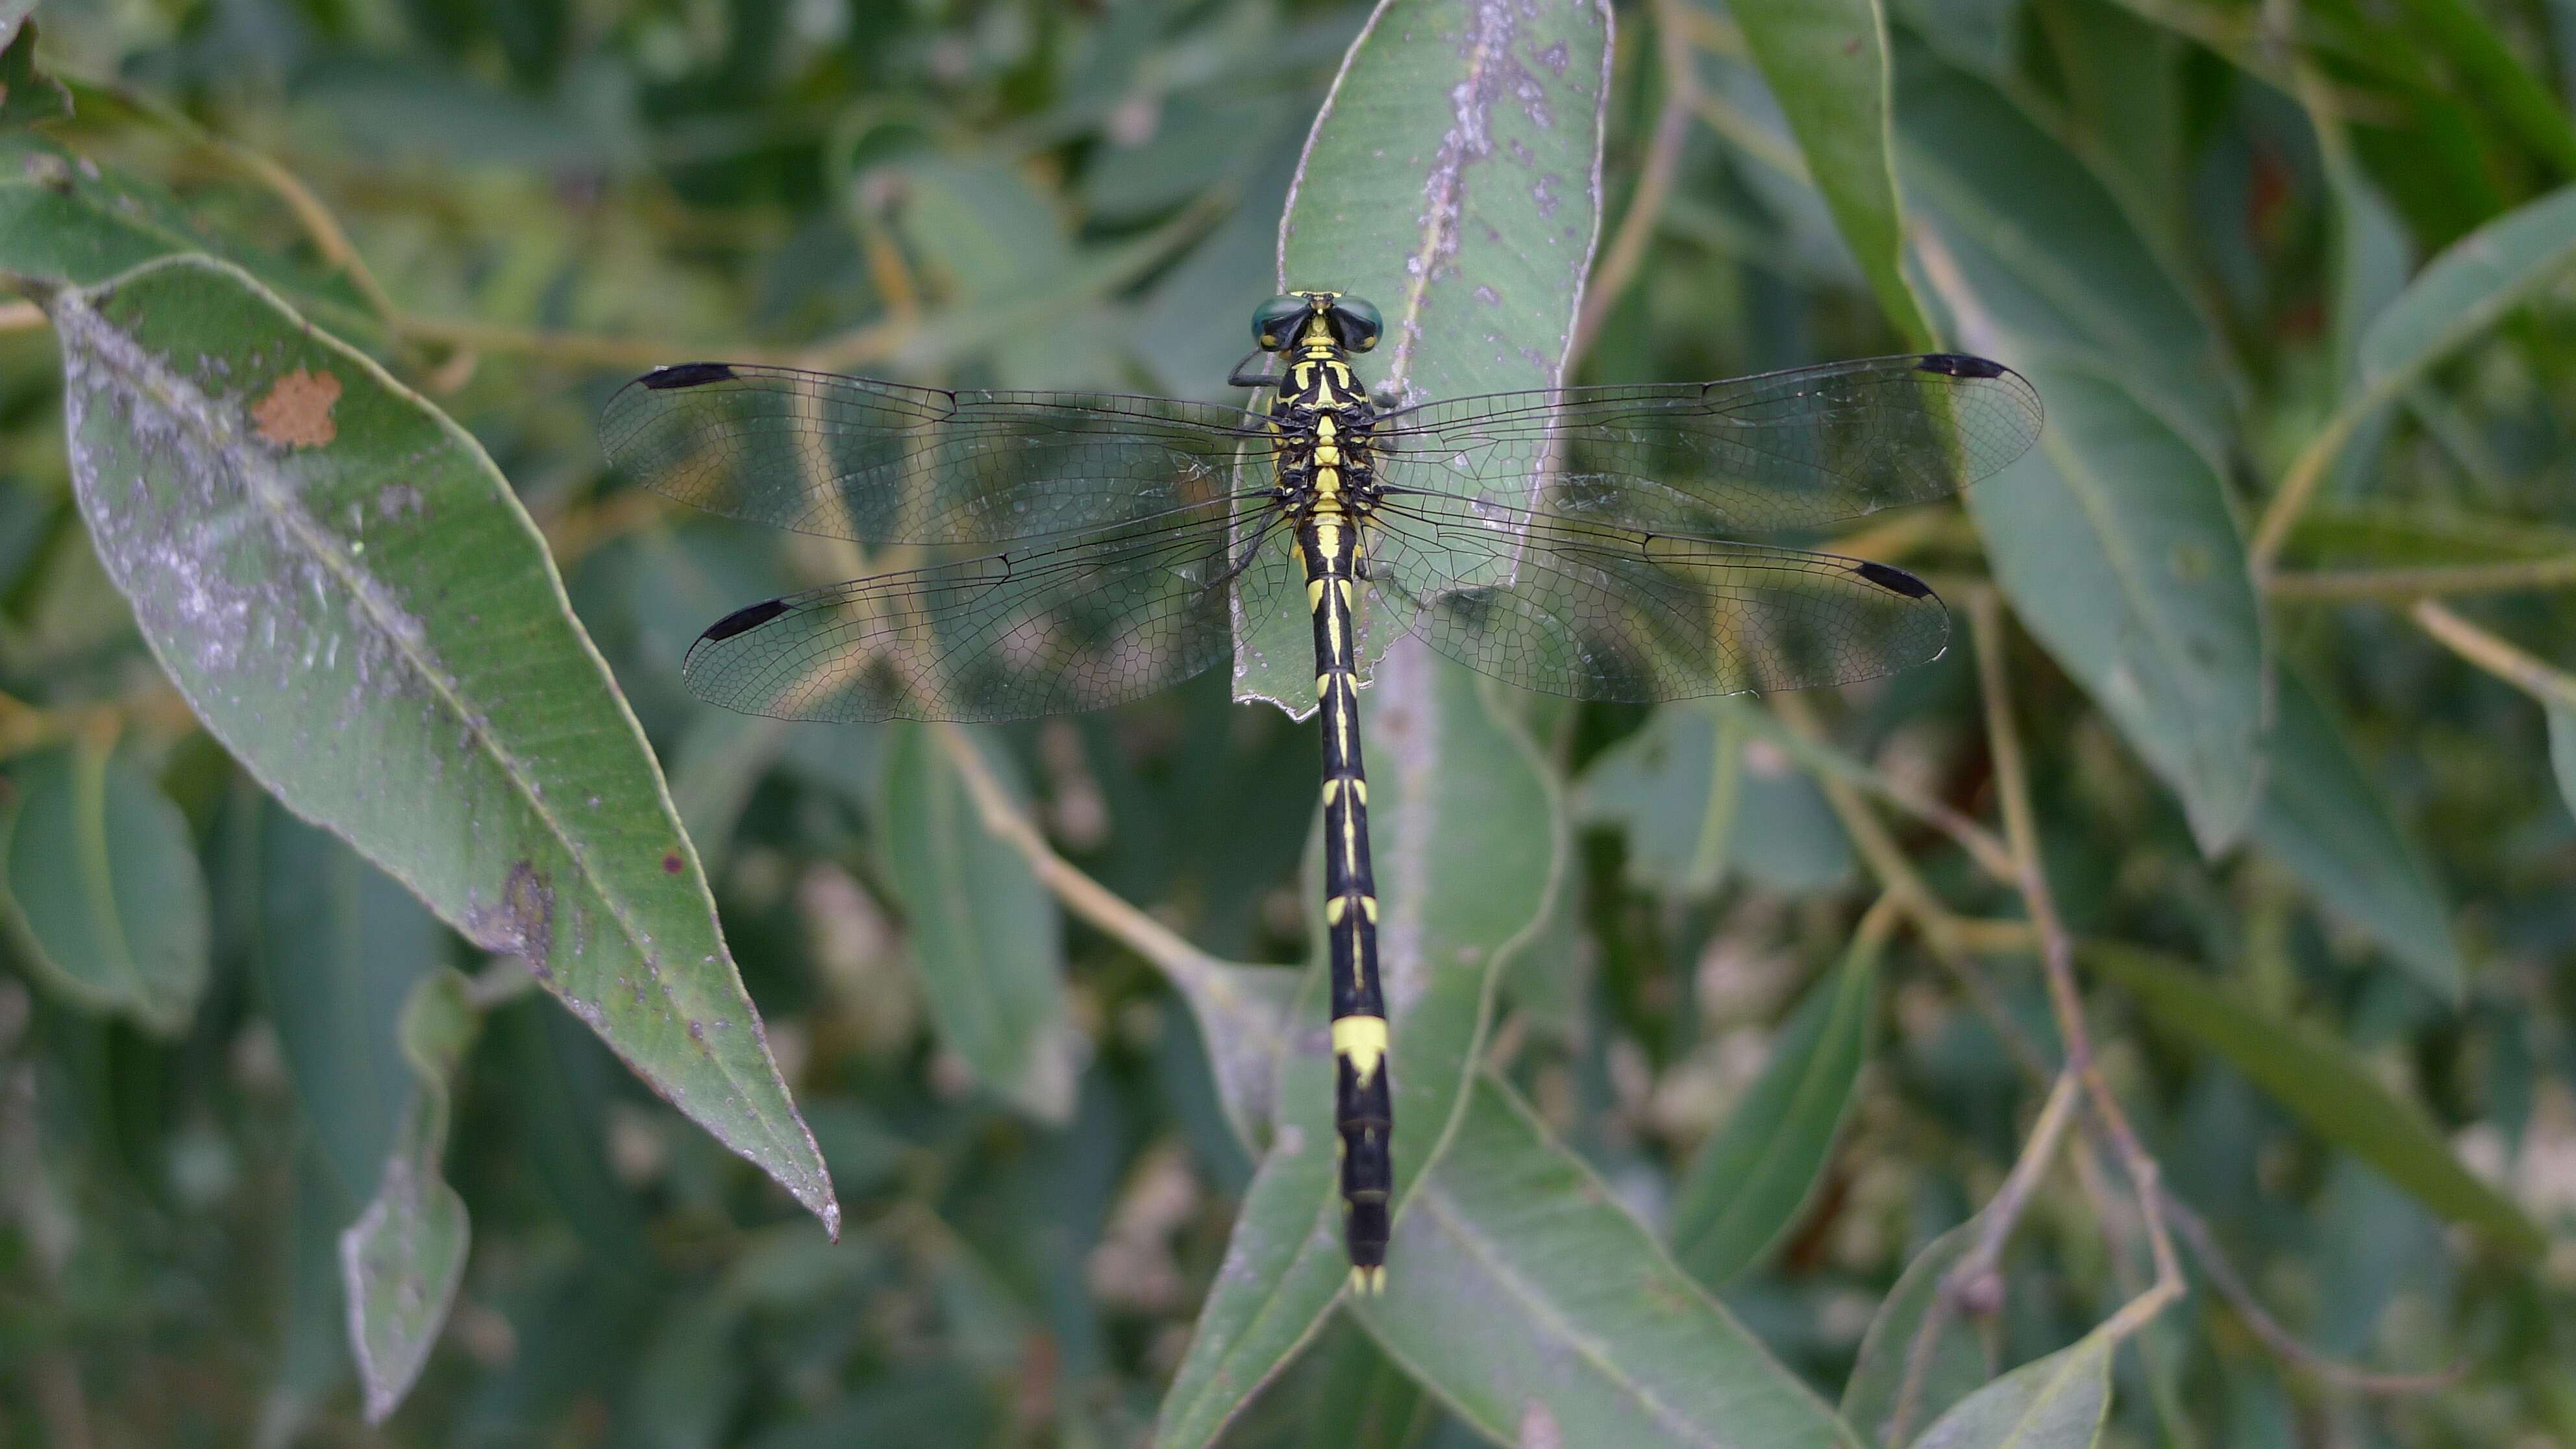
<box><xmin>254</xmin><ymin>802</ymin><xmax>447</xmax><ymax>1205</ymax></box>
<box><xmin>2248</xmin><ymin>671</ymin><xmax>2464</xmax><ymax>1000</ymax></box>
<box><xmin>262</xmin><ymin>1144</ymin><xmax>361</xmax><ymax>1448</ymax></box>
<box><xmin>0</xmin><ymin>134</ymin><xmax>379</xmax><ymax>341</ymax></box>
<box><xmin>0</xmin><ymin>19</ymin><xmax>71</xmax><ymax>131</ymax></box>
<box><xmin>1840</xmin><ymin>1215</ymin><xmax>1993</xmax><ymax>1445</ymax></box>
<box><xmin>667</xmin><ymin>711</ymin><xmax>789</xmax><ymax>882</ymax></box>
<box><xmin>874</xmin><ymin>725</ymin><xmax>1078</xmax><ymax>1123</ymax></box>
<box><xmin>37</xmin><ymin>254</ymin><xmax>834</xmax><ymax>1232</ymax></box>
<box><xmin>1576</xmin><ymin>700</ymin><xmax>1853</xmax><ymax>897</ymax></box>
<box><xmin>1353</xmin><ymin>1077</ymin><xmax>1864</xmax><ymax>1448</ymax></box>
<box><xmin>0</xmin><ymin>743</ymin><xmax>210</xmax><ymax>1034</ymax></box>
<box><xmin>2353</xmin><ymin>183</ymin><xmax>2576</xmax><ymax>404</ymax></box>
<box><xmin>1235</xmin><ymin>0</ymin><xmax>1611</xmax><ymax>711</ymax></box>
<box><xmin>2548</xmin><ymin>706</ymin><xmax>2576</xmax><ymax>821</ymax></box>
<box><xmin>1953</xmin><ymin>358</ymin><xmax>2266</xmax><ymax>854</ymax></box>
<box><xmin>1894</xmin><ymin>36</ymin><xmax>2229</xmax><ymax>460</ymax></box>
<box><xmin>1669</xmin><ymin>919</ymin><xmax>1882</xmax><ymax>1285</ymax></box>
<box><xmin>1897</xmin><ymin>43</ymin><xmax>2265</xmax><ymax>853</ymax></box>
<box><xmin>2085</xmin><ymin>943</ymin><xmax>2548</xmax><ymax>1256</ymax></box>
<box><xmin>2386</xmin><ymin>0</ymin><xmax>2576</xmax><ymax>179</ymax></box>
<box><xmin>1911</xmin><ymin>1326</ymin><xmax>2111</xmax><ymax>1449</ymax></box>
<box><xmin>1156</xmin><ymin>641</ymin><xmax>1562</xmax><ymax>1449</ymax></box>
<box><xmin>1169</xmin><ymin>959</ymin><xmax>1304</xmax><ymax>1150</ymax></box>
<box><xmin>341</xmin><ymin>968</ymin><xmax>478</xmax><ymax>1424</ymax></box>
<box><xmin>1729</xmin><ymin>0</ymin><xmax>1931</xmax><ymax>343</ymax></box>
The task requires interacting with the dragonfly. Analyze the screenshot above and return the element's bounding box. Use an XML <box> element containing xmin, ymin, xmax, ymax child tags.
<box><xmin>601</xmin><ymin>290</ymin><xmax>2042</xmax><ymax>1293</ymax></box>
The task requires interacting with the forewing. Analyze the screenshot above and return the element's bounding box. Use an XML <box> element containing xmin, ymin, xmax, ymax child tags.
<box><xmin>1368</xmin><ymin>354</ymin><xmax>2042</xmax><ymax>534</ymax></box>
<box><xmin>684</xmin><ymin>501</ymin><xmax>1295</xmax><ymax>723</ymax></box>
<box><xmin>1363</xmin><ymin>491</ymin><xmax>1951</xmax><ymax>701</ymax></box>
<box><xmin>602</xmin><ymin>363</ymin><xmax>1281</xmax><ymax>545</ymax></box>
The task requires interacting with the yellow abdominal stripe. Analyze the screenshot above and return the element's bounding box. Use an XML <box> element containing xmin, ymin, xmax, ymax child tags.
<box><xmin>1333</xmin><ymin>1013</ymin><xmax>1388</xmax><ymax>1084</ymax></box>
<box><xmin>1348</xmin><ymin>1265</ymin><xmax>1386</xmax><ymax>1296</ymax></box>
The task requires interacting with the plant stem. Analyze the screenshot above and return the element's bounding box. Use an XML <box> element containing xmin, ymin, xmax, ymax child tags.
<box><xmin>1968</xmin><ymin>586</ymin><xmax>2185</xmax><ymax>1343</ymax></box>
<box><xmin>2266</xmin><ymin>555</ymin><xmax>2576</xmax><ymax>601</ymax></box>
<box><xmin>2411</xmin><ymin>599</ymin><xmax>2576</xmax><ymax>710</ymax></box>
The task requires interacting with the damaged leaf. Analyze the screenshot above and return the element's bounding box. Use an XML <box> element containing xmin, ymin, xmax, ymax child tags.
<box><xmin>38</xmin><ymin>253</ymin><xmax>836</xmax><ymax>1234</ymax></box>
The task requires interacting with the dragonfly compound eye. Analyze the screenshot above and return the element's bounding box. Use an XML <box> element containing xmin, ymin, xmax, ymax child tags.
<box><xmin>1252</xmin><ymin>294</ymin><xmax>1312</xmax><ymax>351</ymax></box>
<box><xmin>1328</xmin><ymin>296</ymin><xmax>1383</xmax><ymax>353</ymax></box>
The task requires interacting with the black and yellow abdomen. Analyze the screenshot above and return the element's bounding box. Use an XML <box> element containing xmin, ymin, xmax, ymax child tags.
<box><xmin>1266</xmin><ymin>295</ymin><xmax>1393</xmax><ymax>1293</ymax></box>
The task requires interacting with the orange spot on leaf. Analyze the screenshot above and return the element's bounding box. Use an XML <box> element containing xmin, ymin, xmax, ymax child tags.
<box><xmin>252</xmin><ymin>367</ymin><xmax>342</xmax><ymax>449</ymax></box>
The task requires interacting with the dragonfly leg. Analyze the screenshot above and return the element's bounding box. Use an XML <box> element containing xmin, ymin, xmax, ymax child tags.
<box><xmin>1227</xmin><ymin>349</ymin><xmax>1283</xmax><ymax>390</ymax></box>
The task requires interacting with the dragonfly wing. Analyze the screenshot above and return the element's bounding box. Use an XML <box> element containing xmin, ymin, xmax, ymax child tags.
<box><xmin>1368</xmin><ymin>354</ymin><xmax>2042</xmax><ymax>534</ymax></box>
<box><xmin>1362</xmin><ymin>493</ymin><xmax>1950</xmax><ymax>700</ymax></box>
<box><xmin>602</xmin><ymin>364</ymin><xmax>1280</xmax><ymax>545</ymax></box>
<box><xmin>683</xmin><ymin>501</ymin><xmax>1295</xmax><ymax>722</ymax></box>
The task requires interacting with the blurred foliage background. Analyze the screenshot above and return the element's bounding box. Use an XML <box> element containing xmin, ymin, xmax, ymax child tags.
<box><xmin>3</xmin><ymin>0</ymin><xmax>2576</xmax><ymax>1444</ymax></box>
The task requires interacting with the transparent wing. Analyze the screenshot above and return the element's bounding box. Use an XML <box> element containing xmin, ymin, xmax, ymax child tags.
<box><xmin>1368</xmin><ymin>354</ymin><xmax>2042</xmax><ymax>534</ymax></box>
<box><xmin>684</xmin><ymin>500</ymin><xmax>1295</xmax><ymax>723</ymax></box>
<box><xmin>602</xmin><ymin>362</ymin><xmax>1283</xmax><ymax>545</ymax></box>
<box><xmin>1360</xmin><ymin>490</ymin><xmax>1950</xmax><ymax>701</ymax></box>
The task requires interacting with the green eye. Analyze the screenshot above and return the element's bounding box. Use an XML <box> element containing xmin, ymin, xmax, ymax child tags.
<box><xmin>1329</xmin><ymin>296</ymin><xmax>1383</xmax><ymax>353</ymax></box>
<box><xmin>1251</xmin><ymin>295</ymin><xmax>1310</xmax><ymax>351</ymax></box>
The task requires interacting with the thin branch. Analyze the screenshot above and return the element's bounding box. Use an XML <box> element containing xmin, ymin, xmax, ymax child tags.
<box><xmin>2158</xmin><ymin>1188</ymin><xmax>2468</xmax><ymax>1395</ymax></box>
<box><xmin>1886</xmin><ymin>1070</ymin><xmax>2083</xmax><ymax>1445</ymax></box>
<box><xmin>2266</xmin><ymin>555</ymin><xmax>2576</xmax><ymax>602</ymax></box>
<box><xmin>2411</xmin><ymin>599</ymin><xmax>2576</xmax><ymax>711</ymax></box>
<box><xmin>1570</xmin><ymin>0</ymin><xmax>1698</xmax><ymax>366</ymax></box>
<box><xmin>1969</xmin><ymin>586</ymin><xmax>2186</xmax><ymax>1343</ymax></box>
<box><xmin>934</xmin><ymin>723</ymin><xmax>1233</xmax><ymax>1004</ymax></box>
<box><xmin>1769</xmin><ymin>691</ymin><xmax>2052</xmax><ymax>1082</ymax></box>
<box><xmin>0</xmin><ymin>301</ymin><xmax>45</xmax><ymax>332</ymax></box>
<box><xmin>2249</xmin><ymin>400</ymin><xmax>2370</xmax><ymax>576</ymax></box>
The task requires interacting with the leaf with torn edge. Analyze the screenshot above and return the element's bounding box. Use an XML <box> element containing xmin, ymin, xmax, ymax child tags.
<box><xmin>32</xmin><ymin>253</ymin><xmax>836</xmax><ymax>1234</ymax></box>
<box><xmin>341</xmin><ymin>969</ymin><xmax>476</xmax><ymax>1424</ymax></box>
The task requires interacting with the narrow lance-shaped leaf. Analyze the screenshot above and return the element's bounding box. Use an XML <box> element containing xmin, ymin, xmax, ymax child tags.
<box><xmin>874</xmin><ymin>724</ymin><xmax>1078</xmax><ymax>1124</ymax></box>
<box><xmin>1911</xmin><ymin>1325</ymin><xmax>2113</xmax><ymax>1449</ymax></box>
<box><xmin>1729</xmin><ymin>0</ymin><xmax>1932</xmax><ymax>343</ymax></box>
<box><xmin>1354</xmin><ymin>1077</ymin><xmax>1865</xmax><ymax>1448</ymax></box>
<box><xmin>0</xmin><ymin>134</ymin><xmax>379</xmax><ymax>339</ymax></box>
<box><xmin>255</xmin><ymin>802</ymin><xmax>447</xmax><ymax>1206</ymax></box>
<box><xmin>0</xmin><ymin>21</ymin><xmax>71</xmax><ymax>131</ymax></box>
<box><xmin>0</xmin><ymin>743</ymin><xmax>210</xmax><ymax>1034</ymax></box>
<box><xmin>2085</xmin><ymin>943</ymin><xmax>2547</xmax><ymax>1256</ymax></box>
<box><xmin>1669</xmin><ymin>918</ymin><xmax>1883</xmax><ymax>1286</ymax></box>
<box><xmin>1156</xmin><ymin>639</ymin><xmax>1561</xmax><ymax>1449</ymax></box>
<box><xmin>1840</xmin><ymin>1214</ymin><xmax>1994</xmax><ymax>1444</ymax></box>
<box><xmin>2254</xmin><ymin>74</ymin><xmax>2576</xmax><ymax>558</ymax></box>
<box><xmin>1234</xmin><ymin>0</ymin><xmax>1611</xmax><ymax>712</ymax></box>
<box><xmin>1900</xmin><ymin>43</ymin><xmax>2266</xmax><ymax>853</ymax></box>
<box><xmin>30</xmin><ymin>254</ymin><xmax>835</xmax><ymax>1231</ymax></box>
<box><xmin>2246</xmin><ymin>671</ymin><xmax>2464</xmax><ymax>1001</ymax></box>
<box><xmin>2547</xmin><ymin>707</ymin><xmax>2576</xmax><ymax>821</ymax></box>
<box><xmin>341</xmin><ymin>968</ymin><xmax>477</xmax><ymax>1424</ymax></box>
<box><xmin>2351</xmin><ymin>182</ymin><xmax>2576</xmax><ymax>405</ymax></box>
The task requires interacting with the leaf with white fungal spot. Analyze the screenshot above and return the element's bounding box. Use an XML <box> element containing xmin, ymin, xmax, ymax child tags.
<box><xmin>1233</xmin><ymin>0</ymin><xmax>1613</xmax><ymax>715</ymax></box>
<box><xmin>29</xmin><ymin>253</ymin><xmax>836</xmax><ymax>1236</ymax></box>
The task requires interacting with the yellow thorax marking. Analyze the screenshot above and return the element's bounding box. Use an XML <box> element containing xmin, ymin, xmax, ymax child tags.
<box><xmin>1333</xmin><ymin>1015</ymin><xmax>1389</xmax><ymax>1084</ymax></box>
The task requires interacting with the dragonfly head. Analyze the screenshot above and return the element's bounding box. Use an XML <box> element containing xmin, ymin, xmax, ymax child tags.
<box><xmin>1253</xmin><ymin>291</ymin><xmax>1383</xmax><ymax>354</ymax></box>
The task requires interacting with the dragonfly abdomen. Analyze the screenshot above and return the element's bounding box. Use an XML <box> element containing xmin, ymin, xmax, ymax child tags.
<box><xmin>1301</xmin><ymin>506</ymin><xmax>1392</xmax><ymax>1295</ymax></box>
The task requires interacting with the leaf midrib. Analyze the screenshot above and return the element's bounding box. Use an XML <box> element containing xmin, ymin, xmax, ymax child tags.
<box><xmin>53</xmin><ymin>260</ymin><xmax>814</xmax><ymax>1184</ymax></box>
